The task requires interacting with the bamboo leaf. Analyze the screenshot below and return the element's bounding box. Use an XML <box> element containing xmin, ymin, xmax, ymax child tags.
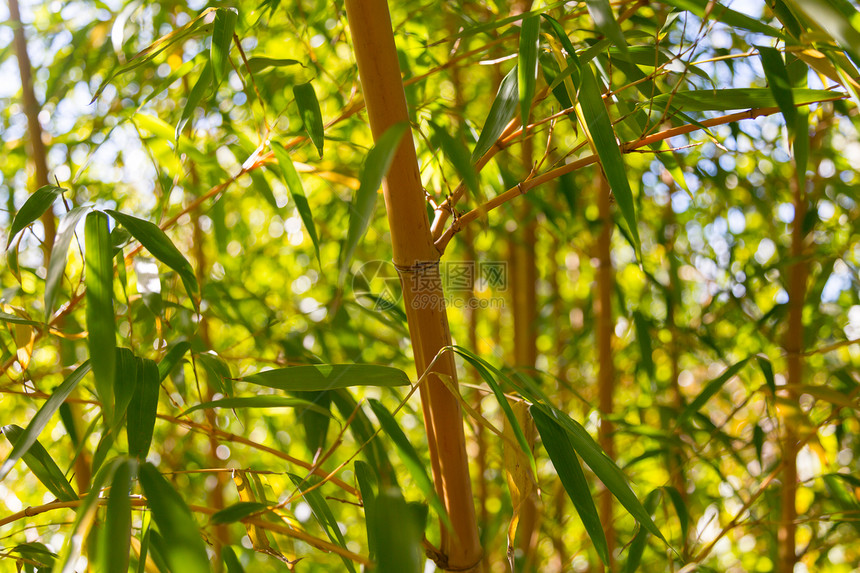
<box><xmin>452</xmin><ymin>347</ymin><xmax>536</xmax><ymax>476</ymax></box>
<box><xmin>53</xmin><ymin>458</ymin><xmax>122</xmax><ymax>573</ymax></box>
<box><xmin>472</xmin><ymin>65</ymin><xmax>518</xmax><ymax>162</ymax></box>
<box><xmin>373</xmin><ymin>487</ymin><xmax>424</xmax><ymax>573</ymax></box>
<box><xmin>758</xmin><ymin>46</ymin><xmax>798</xmax><ymax>135</ymax></box>
<box><xmin>531</xmin><ymin>404</ymin><xmax>667</xmax><ymax>542</ymax></box>
<box><xmin>293</xmin><ymin>82</ymin><xmax>325</xmax><ymax>157</ymax></box>
<box><xmin>195</xmin><ymin>351</ymin><xmax>233</xmax><ymax>396</ymax></box>
<box><xmin>532</xmin><ymin>406</ymin><xmax>609</xmax><ymax>565</ymax></box>
<box><xmin>243</xmin><ymin>364</ymin><xmax>409</xmax><ymax>392</ymax></box>
<box><xmin>586</xmin><ymin>0</ymin><xmax>629</xmax><ymax>57</ymax></box>
<box><xmin>85</xmin><ymin>211</ymin><xmax>117</xmax><ymax>424</ymax></box>
<box><xmin>334</xmin><ymin>391</ymin><xmax>395</xmax><ymax>483</ymax></box>
<box><xmin>106</xmin><ymin>210</ymin><xmax>199</xmax><ymax>300</ymax></box>
<box><xmin>0</xmin><ymin>361</ymin><xmax>90</xmax><ymax>480</ymax></box>
<box><xmin>339</xmin><ymin>122</ymin><xmax>409</xmax><ymax>285</ymax></box>
<box><xmin>660</xmin><ymin>485</ymin><xmax>689</xmax><ymax>539</ymax></box>
<box><xmin>6</xmin><ymin>185</ymin><xmax>64</xmax><ymax>250</ymax></box>
<box><xmin>288</xmin><ymin>474</ymin><xmax>357</xmax><ymax>573</ymax></box>
<box><xmin>158</xmin><ymin>341</ymin><xmax>191</xmax><ymax>382</ymax></box>
<box><xmin>180</xmin><ymin>396</ymin><xmax>333</xmax><ymax>417</ymax></box>
<box><xmin>1</xmin><ymin>425</ymin><xmax>77</xmax><ymax>501</ymax></box>
<box><xmin>783</xmin><ymin>0</ymin><xmax>860</xmax><ymax>65</ymax></box>
<box><xmin>244</xmin><ymin>56</ymin><xmax>303</xmax><ymax>73</ymax></box>
<box><xmin>45</xmin><ymin>206</ymin><xmax>88</xmax><ymax>316</ymax></box>
<box><xmin>659</xmin><ymin>0</ymin><xmax>785</xmax><ymax>38</ymax></box>
<box><xmin>176</xmin><ymin>63</ymin><xmax>212</xmax><ymax>141</ymax></box>
<box><xmin>113</xmin><ymin>348</ymin><xmax>139</xmax><ymax>430</ymax></box>
<box><xmin>367</xmin><ymin>399</ymin><xmax>451</xmax><ymax>529</ymax></box>
<box><xmin>0</xmin><ymin>311</ymin><xmax>40</xmax><ymax>326</ymax></box>
<box><xmin>579</xmin><ymin>63</ymin><xmax>640</xmax><ymax>251</ymax></box>
<box><xmin>272</xmin><ymin>142</ymin><xmax>321</xmax><ymax>266</ymax></box>
<box><xmin>211</xmin><ymin>7</ymin><xmax>237</xmax><ymax>89</ymax></box>
<box><xmin>354</xmin><ymin>460</ymin><xmax>379</xmax><ymax>560</ymax></box>
<box><xmin>138</xmin><ymin>462</ymin><xmax>210</xmax><ymax>573</ymax></box>
<box><xmin>212</xmin><ymin>501</ymin><xmax>270</xmax><ymax>524</ymax></box>
<box><xmin>429</xmin><ymin>121</ymin><xmax>480</xmax><ymax>197</ymax></box>
<box><xmin>101</xmin><ymin>458</ymin><xmax>135</xmax><ymax>573</ymax></box>
<box><xmin>127</xmin><ymin>358</ymin><xmax>160</xmax><ymax>460</ymax></box>
<box><xmin>518</xmin><ymin>16</ymin><xmax>540</xmax><ymax>127</ymax></box>
<box><xmin>756</xmin><ymin>355</ymin><xmax>776</xmax><ymax>396</ymax></box>
<box><xmin>223</xmin><ymin>546</ymin><xmax>246</xmax><ymax>573</ymax></box>
<box><xmin>677</xmin><ymin>358</ymin><xmax>750</xmax><ymax>426</ymax></box>
<box><xmin>649</xmin><ymin>88</ymin><xmax>843</xmax><ymax>112</ymax></box>
<box><xmin>622</xmin><ymin>489</ymin><xmax>661</xmax><ymax>573</ymax></box>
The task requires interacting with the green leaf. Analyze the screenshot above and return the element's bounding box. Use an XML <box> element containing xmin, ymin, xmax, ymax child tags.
<box><xmin>127</xmin><ymin>358</ymin><xmax>160</xmax><ymax>460</ymax></box>
<box><xmin>783</xmin><ymin>0</ymin><xmax>860</xmax><ymax>65</ymax></box>
<box><xmin>114</xmin><ymin>348</ymin><xmax>139</xmax><ymax>425</ymax></box>
<box><xmin>758</xmin><ymin>46</ymin><xmax>798</xmax><ymax>136</ymax></box>
<box><xmin>659</xmin><ymin>0</ymin><xmax>785</xmax><ymax>38</ymax></box>
<box><xmin>586</xmin><ymin>0</ymin><xmax>629</xmax><ymax>57</ymax></box>
<box><xmin>53</xmin><ymin>458</ymin><xmax>122</xmax><ymax>573</ymax></box>
<box><xmin>354</xmin><ymin>460</ymin><xmax>379</xmax><ymax>560</ymax></box>
<box><xmin>195</xmin><ymin>351</ymin><xmax>233</xmax><ymax>396</ymax></box>
<box><xmin>661</xmin><ymin>485</ymin><xmax>689</xmax><ymax>539</ymax></box>
<box><xmin>531</xmin><ymin>404</ymin><xmax>667</xmax><ymax>542</ymax></box>
<box><xmin>6</xmin><ymin>185</ymin><xmax>64</xmax><ymax>250</ymax></box>
<box><xmin>158</xmin><ymin>341</ymin><xmax>191</xmax><ymax>382</ymax></box>
<box><xmin>518</xmin><ymin>16</ymin><xmax>540</xmax><ymax>127</ymax></box>
<box><xmin>367</xmin><ymin>399</ymin><xmax>451</xmax><ymax>529</ymax></box>
<box><xmin>293</xmin><ymin>82</ymin><xmax>325</xmax><ymax>158</ymax></box>
<box><xmin>244</xmin><ymin>56</ymin><xmax>303</xmax><ymax>73</ymax></box>
<box><xmin>179</xmin><ymin>396</ymin><xmax>333</xmax><ymax>418</ymax></box>
<box><xmin>106</xmin><ymin>210</ymin><xmax>199</xmax><ymax>300</ymax></box>
<box><xmin>649</xmin><ymin>88</ymin><xmax>843</xmax><ymax>112</ymax></box>
<box><xmin>622</xmin><ymin>489</ymin><xmax>660</xmax><ymax>573</ymax></box>
<box><xmin>211</xmin><ymin>501</ymin><xmax>269</xmax><ymax>524</ymax></box>
<box><xmin>1</xmin><ymin>425</ymin><xmax>77</xmax><ymax>502</ymax></box>
<box><xmin>176</xmin><ymin>62</ymin><xmax>212</xmax><ymax>141</ymax></box>
<box><xmin>472</xmin><ymin>65</ymin><xmax>518</xmax><ymax>162</ymax></box>
<box><xmin>373</xmin><ymin>487</ymin><xmax>424</xmax><ymax>573</ymax></box>
<box><xmin>451</xmin><ymin>347</ymin><xmax>536</xmax><ymax>476</ymax></box>
<box><xmin>334</xmin><ymin>391</ymin><xmax>395</xmax><ymax>483</ymax></box>
<box><xmin>756</xmin><ymin>355</ymin><xmax>776</xmax><ymax>396</ymax></box>
<box><xmin>429</xmin><ymin>122</ymin><xmax>480</xmax><ymax>197</ymax></box>
<box><xmin>532</xmin><ymin>406</ymin><xmax>609</xmax><ymax>565</ymax></box>
<box><xmin>11</xmin><ymin>542</ymin><xmax>56</xmax><ymax>569</ymax></box>
<box><xmin>223</xmin><ymin>546</ymin><xmax>246</xmax><ymax>573</ymax></box>
<box><xmin>85</xmin><ymin>211</ymin><xmax>117</xmax><ymax>424</ymax></box>
<box><xmin>272</xmin><ymin>143</ymin><xmax>321</xmax><ymax>266</ymax></box>
<box><xmin>0</xmin><ymin>361</ymin><xmax>90</xmax><ymax>480</ymax></box>
<box><xmin>101</xmin><ymin>458</ymin><xmax>135</xmax><ymax>573</ymax></box>
<box><xmin>45</xmin><ymin>206</ymin><xmax>88</xmax><ymax>317</ymax></box>
<box><xmin>243</xmin><ymin>364</ymin><xmax>409</xmax><ymax>392</ymax></box>
<box><xmin>211</xmin><ymin>7</ymin><xmax>237</xmax><ymax>89</ymax></box>
<box><xmin>339</xmin><ymin>122</ymin><xmax>409</xmax><ymax>285</ymax></box>
<box><xmin>578</xmin><ymin>63</ymin><xmax>640</xmax><ymax>252</ymax></box>
<box><xmin>138</xmin><ymin>462</ymin><xmax>210</xmax><ymax>573</ymax></box>
<box><xmin>288</xmin><ymin>474</ymin><xmax>356</xmax><ymax>573</ymax></box>
<box><xmin>0</xmin><ymin>311</ymin><xmax>40</xmax><ymax>325</ymax></box>
<box><xmin>678</xmin><ymin>358</ymin><xmax>750</xmax><ymax>426</ymax></box>
<box><xmin>633</xmin><ymin>311</ymin><xmax>655</xmax><ymax>381</ymax></box>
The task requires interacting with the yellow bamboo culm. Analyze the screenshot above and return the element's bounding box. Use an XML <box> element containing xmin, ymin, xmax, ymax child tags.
<box><xmin>342</xmin><ymin>1</ymin><xmax>483</xmax><ymax>570</ymax></box>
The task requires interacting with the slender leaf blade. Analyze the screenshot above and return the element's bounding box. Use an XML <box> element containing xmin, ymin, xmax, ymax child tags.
<box><xmin>472</xmin><ymin>66</ymin><xmax>519</xmax><ymax>162</ymax></box>
<box><xmin>138</xmin><ymin>462</ymin><xmax>210</xmax><ymax>573</ymax></box>
<box><xmin>6</xmin><ymin>185</ymin><xmax>64</xmax><ymax>250</ymax></box>
<box><xmin>158</xmin><ymin>341</ymin><xmax>191</xmax><ymax>382</ymax></box>
<box><xmin>0</xmin><ymin>361</ymin><xmax>90</xmax><ymax>479</ymax></box>
<box><xmin>210</xmin><ymin>7</ymin><xmax>237</xmax><ymax>88</ymax></box>
<box><xmin>1</xmin><ymin>425</ymin><xmax>77</xmax><ymax>501</ymax></box>
<box><xmin>242</xmin><ymin>364</ymin><xmax>410</xmax><ymax>392</ymax></box>
<box><xmin>288</xmin><ymin>474</ymin><xmax>356</xmax><ymax>573</ymax></box>
<box><xmin>127</xmin><ymin>358</ymin><xmax>160</xmax><ymax>460</ymax></box>
<box><xmin>212</xmin><ymin>501</ymin><xmax>269</xmax><ymax>524</ymax></box>
<box><xmin>339</xmin><ymin>122</ymin><xmax>409</xmax><ymax>285</ymax></box>
<box><xmin>518</xmin><ymin>16</ymin><xmax>540</xmax><ymax>127</ymax></box>
<box><xmin>293</xmin><ymin>82</ymin><xmax>325</xmax><ymax>157</ymax></box>
<box><xmin>677</xmin><ymin>358</ymin><xmax>750</xmax><ymax>426</ymax></box>
<box><xmin>101</xmin><ymin>458</ymin><xmax>134</xmax><ymax>573</ymax></box>
<box><xmin>180</xmin><ymin>396</ymin><xmax>333</xmax><ymax>417</ymax></box>
<box><xmin>85</xmin><ymin>211</ymin><xmax>117</xmax><ymax>424</ymax></box>
<box><xmin>45</xmin><ymin>206</ymin><xmax>88</xmax><ymax>316</ymax></box>
<box><xmin>532</xmin><ymin>406</ymin><xmax>609</xmax><ymax>564</ymax></box>
<box><xmin>272</xmin><ymin>143</ymin><xmax>321</xmax><ymax>266</ymax></box>
<box><xmin>106</xmin><ymin>210</ymin><xmax>199</xmax><ymax>299</ymax></box>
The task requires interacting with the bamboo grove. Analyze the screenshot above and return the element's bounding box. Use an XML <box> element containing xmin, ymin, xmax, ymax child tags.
<box><xmin>1</xmin><ymin>0</ymin><xmax>859</xmax><ymax>571</ymax></box>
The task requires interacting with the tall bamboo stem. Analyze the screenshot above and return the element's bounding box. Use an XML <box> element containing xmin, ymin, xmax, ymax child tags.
<box><xmin>9</xmin><ymin>0</ymin><xmax>56</xmax><ymax>257</ymax></box>
<box><xmin>778</xmin><ymin>161</ymin><xmax>807</xmax><ymax>573</ymax></box>
<box><xmin>596</xmin><ymin>174</ymin><xmax>616</xmax><ymax>571</ymax></box>
<box><xmin>343</xmin><ymin>1</ymin><xmax>482</xmax><ymax>569</ymax></box>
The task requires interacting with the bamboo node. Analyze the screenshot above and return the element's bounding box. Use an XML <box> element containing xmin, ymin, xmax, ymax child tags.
<box><xmin>517</xmin><ymin>182</ymin><xmax>526</xmax><ymax>195</ymax></box>
<box><xmin>392</xmin><ymin>260</ymin><xmax>440</xmax><ymax>274</ymax></box>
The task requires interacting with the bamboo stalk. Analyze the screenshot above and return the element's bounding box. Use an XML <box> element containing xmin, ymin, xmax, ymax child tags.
<box><xmin>342</xmin><ymin>1</ymin><xmax>482</xmax><ymax>570</ymax></box>
<box><xmin>778</xmin><ymin>155</ymin><xmax>807</xmax><ymax>573</ymax></box>
<box><xmin>595</xmin><ymin>174</ymin><xmax>616</xmax><ymax>571</ymax></box>
<box><xmin>9</xmin><ymin>0</ymin><xmax>56</xmax><ymax>257</ymax></box>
